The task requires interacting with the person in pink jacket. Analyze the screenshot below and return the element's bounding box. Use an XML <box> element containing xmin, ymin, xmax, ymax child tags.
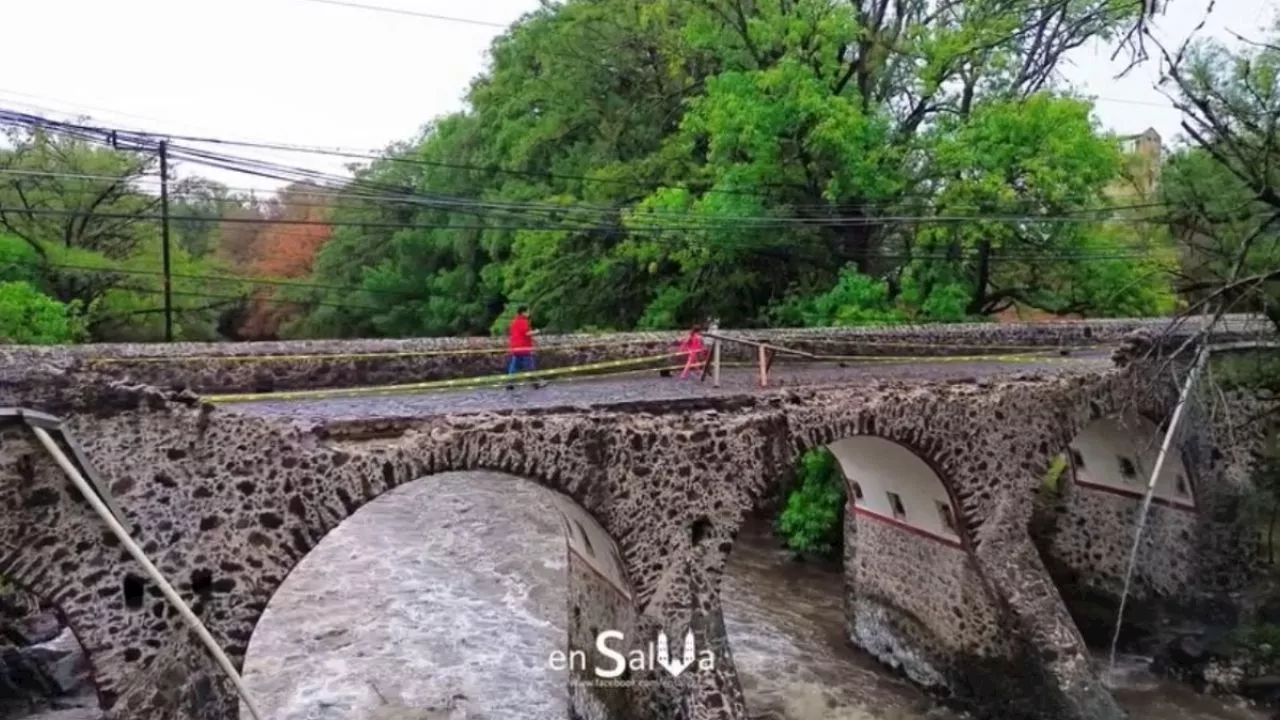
<box><xmin>676</xmin><ymin>324</ymin><xmax>706</xmax><ymax>379</ymax></box>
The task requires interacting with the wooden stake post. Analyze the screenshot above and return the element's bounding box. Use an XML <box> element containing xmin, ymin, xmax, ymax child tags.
<box><xmin>702</xmin><ymin>327</ymin><xmax>808</xmax><ymax>389</ymax></box>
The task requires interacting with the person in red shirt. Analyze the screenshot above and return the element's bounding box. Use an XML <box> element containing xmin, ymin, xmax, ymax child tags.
<box><xmin>676</xmin><ymin>324</ymin><xmax>706</xmax><ymax>379</ymax></box>
<box><xmin>506</xmin><ymin>306</ymin><xmax>540</xmax><ymax>389</ymax></box>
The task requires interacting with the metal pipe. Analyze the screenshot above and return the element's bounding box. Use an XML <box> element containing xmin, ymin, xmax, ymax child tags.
<box><xmin>1107</xmin><ymin>345</ymin><xmax>1209</xmax><ymax>672</ymax></box>
<box><xmin>710</xmin><ymin>320</ymin><xmax>721</xmax><ymax>388</ymax></box>
<box><xmin>29</xmin><ymin>426</ymin><xmax>266</xmax><ymax>720</ymax></box>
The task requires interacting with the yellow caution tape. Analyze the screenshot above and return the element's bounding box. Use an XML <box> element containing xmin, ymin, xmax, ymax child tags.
<box><xmin>818</xmin><ymin>350</ymin><xmax>1096</xmax><ymax>364</ymax></box>
<box><xmin>205</xmin><ymin>351</ymin><xmax>686</xmax><ymax>404</ymax></box>
<box><xmin>762</xmin><ymin>338</ymin><xmax>1107</xmax><ymax>352</ymax></box>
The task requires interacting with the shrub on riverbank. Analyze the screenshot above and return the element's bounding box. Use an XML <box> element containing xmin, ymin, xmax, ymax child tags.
<box><xmin>778</xmin><ymin>448</ymin><xmax>846</xmax><ymax>560</ymax></box>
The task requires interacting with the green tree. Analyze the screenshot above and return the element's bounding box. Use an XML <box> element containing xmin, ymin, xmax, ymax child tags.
<box><xmin>1162</xmin><ymin>147</ymin><xmax>1279</xmax><ymax>322</ymax></box>
<box><xmin>0</xmin><ymin>127</ymin><xmax>243</xmax><ymax>342</ymax></box>
<box><xmin>770</xmin><ymin>265</ymin><xmax>907</xmax><ymax>327</ymax></box>
<box><xmin>0</xmin><ymin>280</ymin><xmax>85</xmax><ymax>344</ymax></box>
<box><xmin>170</xmin><ymin>177</ymin><xmax>238</xmax><ymax>259</ymax></box>
<box><xmin>0</xmin><ymin>126</ymin><xmax>159</xmax><ymax>260</ymax></box>
<box><xmin>904</xmin><ymin>92</ymin><xmax>1172</xmax><ymax>316</ymax></box>
<box><xmin>295</xmin><ymin>0</ymin><xmax>1151</xmax><ymax>339</ymax></box>
<box><xmin>778</xmin><ymin>447</ymin><xmax>846</xmax><ymax>559</ymax></box>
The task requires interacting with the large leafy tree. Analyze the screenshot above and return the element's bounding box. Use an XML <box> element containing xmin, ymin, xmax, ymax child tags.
<box><xmin>902</xmin><ymin>92</ymin><xmax>1174</xmax><ymax>316</ymax></box>
<box><xmin>293</xmin><ymin>0</ymin><xmax>1162</xmax><ymax>338</ymax></box>
<box><xmin>0</xmin><ymin>129</ymin><xmax>250</xmax><ymax>342</ymax></box>
<box><xmin>1162</xmin><ymin>148</ymin><xmax>1278</xmax><ymax>320</ymax></box>
<box><xmin>0</xmin><ymin>126</ymin><xmax>159</xmax><ymax>260</ymax></box>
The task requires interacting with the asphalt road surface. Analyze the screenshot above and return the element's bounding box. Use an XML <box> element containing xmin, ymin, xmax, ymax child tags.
<box><xmin>221</xmin><ymin>351</ymin><xmax>1113</xmax><ymax>421</ymax></box>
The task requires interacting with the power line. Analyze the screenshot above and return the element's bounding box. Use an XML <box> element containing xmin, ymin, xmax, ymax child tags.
<box><xmin>0</xmin><ymin>119</ymin><xmax>1191</xmax><ymax>231</ymax></box>
<box><xmin>131</xmin><ymin>126</ymin><xmax>816</xmax><ymax>200</ymax></box>
<box><xmin>0</xmin><ymin>166</ymin><xmax>1175</xmax><ymax>222</ymax></box>
<box><xmin>297</xmin><ymin>0</ymin><xmax>511</xmax><ymax>28</ymax></box>
<box><xmin>2</xmin><ymin>242</ymin><xmax>1172</xmax><ymax>275</ymax></box>
<box><xmin>7</xmin><ymin>258</ymin><xmax>412</xmax><ymax>298</ymax></box>
<box><xmin>115</xmin><ymin>285</ymin><xmax>384</xmax><ymax>312</ymax></box>
<box><xmin>0</xmin><ymin>108</ymin><xmax>1184</xmax><ymax>243</ymax></box>
<box><xmin>0</xmin><ymin>204</ymin><xmax>1178</xmax><ymax>232</ymax></box>
<box><xmin>0</xmin><ymin>168</ymin><xmax>160</xmax><ymax>182</ymax></box>
<box><xmin>0</xmin><ymin>108</ymin><xmax>1178</xmax><ymax>219</ymax></box>
<box><xmin>0</xmin><ymin>163</ymin><xmax>1173</xmax><ymax>220</ymax></box>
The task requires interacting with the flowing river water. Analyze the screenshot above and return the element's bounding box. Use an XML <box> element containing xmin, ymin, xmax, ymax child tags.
<box><xmin>240</xmin><ymin>472</ymin><xmax>1268</xmax><ymax>720</ymax></box>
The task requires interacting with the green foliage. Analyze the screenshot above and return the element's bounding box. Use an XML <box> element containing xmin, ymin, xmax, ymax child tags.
<box><xmin>1162</xmin><ymin>147</ymin><xmax>1279</xmax><ymax>322</ymax></box>
<box><xmin>0</xmin><ymin>126</ymin><xmax>159</xmax><ymax>260</ymax></box>
<box><xmin>290</xmin><ymin>0</ymin><xmax>1162</xmax><ymax>340</ymax></box>
<box><xmin>1210</xmin><ymin>351</ymin><xmax>1280</xmax><ymax>393</ymax></box>
<box><xmin>1042</xmin><ymin>453</ymin><xmax>1068</xmax><ymax>493</ymax></box>
<box><xmin>11</xmin><ymin>235</ymin><xmax>230</xmax><ymax>342</ymax></box>
<box><xmin>777</xmin><ymin>448</ymin><xmax>846</xmax><ymax>559</ymax></box>
<box><xmin>772</xmin><ymin>265</ymin><xmax>980</xmax><ymax>327</ymax></box>
<box><xmin>0</xmin><ymin>233</ymin><xmax>41</xmax><ymax>283</ymax></box>
<box><xmin>0</xmin><ymin>280</ymin><xmax>86</xmax><ymax>344</ymax></box>
<box><xmin>0</xmin><ymin>128</ymin><xmax>245</xmax><ymax>342</ymax></box>
<box><xmin>1160</xmin><ymin>21</ymin><xmax>1280</xmax><ymax>331</ymax></box>
<box><xmin>1232</xmin><ymin>622</ymin><xmax>1280</xmax><ymax>666</ymax></box>
<box><xmin>906</xmin><ymin>92</ymin><xmax>1169</xmax><ymax>317</ymax></box>
<box><xmin>773</xmin><ymin>266</ymin><xmax>906</xmax><ymax>326</ymax></box>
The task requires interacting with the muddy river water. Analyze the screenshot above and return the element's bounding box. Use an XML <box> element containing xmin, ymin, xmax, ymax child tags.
<box><xmin>241</xmin><ymin>472</ymin><xmax>1268</xmax><ymax>720</ymax></box>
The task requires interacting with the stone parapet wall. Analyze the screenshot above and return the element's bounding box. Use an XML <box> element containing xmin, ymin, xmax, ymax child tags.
<box><xmin>5</xmin><ymin>312</ymin><xmax>1267</xmax><ymax>360</ymax></box>
<box><xmin>1</xmin><ymin>314</ymin><xmax>1269</xmax><ymax>396</ymax></box>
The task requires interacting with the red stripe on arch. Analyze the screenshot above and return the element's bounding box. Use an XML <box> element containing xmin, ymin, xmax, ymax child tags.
<box><xmin>849</xmin><ymin>505</ymin><xmax>965</xmax><ymax>549</ymax></box>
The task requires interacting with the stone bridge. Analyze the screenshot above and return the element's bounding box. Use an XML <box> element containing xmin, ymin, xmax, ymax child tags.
<box><xmin>0</xmin><ymin>317</ymin><xmax>1273</xmax><ymax>720</ymax></box>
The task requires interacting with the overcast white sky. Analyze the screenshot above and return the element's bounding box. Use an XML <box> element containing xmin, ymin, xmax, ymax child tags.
<box><xmin>2</xmin><ymin>0</ymin><xmax>1277</xmax><ymax>192</ymax></box>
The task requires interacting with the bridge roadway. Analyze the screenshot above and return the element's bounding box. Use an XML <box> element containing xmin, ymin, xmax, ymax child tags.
<box><xmin>224</xmin><ymin>348</ymin><xmax>1114</xmax><ymax>420</ymax></box>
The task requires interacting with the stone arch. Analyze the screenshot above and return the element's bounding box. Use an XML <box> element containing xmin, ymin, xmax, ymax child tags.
<box><xmin>775</xmin><ymin>394</ymin><xmax>1105</xmax><ymax>718</ymax></box>
<box><xmin>236</xmin><ymin>446</ymin><xmax>636</xmax><ymax>612</ymax></box>
<box><xmin>828</xmin><ymin>435</ymin><xmax>967</xmax><ymax>549</ymax></box>
<box><xmin>1063</xmin><ymin>411</ymin><xmax>1197</xmax><ymax>511</ymax></box>
<box><xmin>1033</xmin><ymin>405</ymin><xmax>1206</xmax><ymax>650</ymax></box>
<box><xmin>202</xmin><ymin>422</ymin><xmax>642</xmax><ymax>720</ymax></box>
<box><xmin>0</xmin><ymin>398</ymin><xmax>645</xmax><ymax>720</ymax></box>
<box><xmin>779</xmin><ymin>423</ymin><xmax>1006</xmax><ymax>695</ymax></box>
<box><xmin>238</xmin><ymin>468</ymin><xmax>632</xmax><ymax>719</ymax></box>
<box><xmin>788</xmin><ymin>416</ymin><xmax>975</xmax><ymax>550</ymax></box>
<box><xmin>0</xmin><ymin>572</ymin><xmax>102</xmax><ymax>711</ymax></box>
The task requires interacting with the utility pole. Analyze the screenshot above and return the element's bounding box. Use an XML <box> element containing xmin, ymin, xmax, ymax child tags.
<box><xmin>159</xmin><ymin>140</ymin><xmax>173</xmax><ymax>342</ymax></box>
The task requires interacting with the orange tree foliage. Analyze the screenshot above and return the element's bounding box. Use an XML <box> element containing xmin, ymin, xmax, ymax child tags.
<box><xmin>233</xmin><ymin>183</ymin><xmax>333</xmax><ymax>339</ymax></box>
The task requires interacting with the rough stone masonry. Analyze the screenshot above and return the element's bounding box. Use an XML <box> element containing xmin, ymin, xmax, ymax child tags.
<box><xmin>0</xmin><ymin>320</ymin><xmax>1272</xmax><ymax>720</ymax></box>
